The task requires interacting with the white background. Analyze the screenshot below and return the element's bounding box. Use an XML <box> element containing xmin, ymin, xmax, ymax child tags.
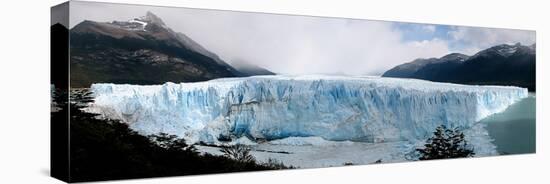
<box><xmin>0</xmin><ymin>0</ymin><xmax>547</xmax><ymax>183</ymax></box>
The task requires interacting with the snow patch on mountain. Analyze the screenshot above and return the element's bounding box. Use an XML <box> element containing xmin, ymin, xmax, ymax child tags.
<box><xmin>128</xmin><ymin>19</ymin><xmax>147</xmax><ymax>31</ymax></box>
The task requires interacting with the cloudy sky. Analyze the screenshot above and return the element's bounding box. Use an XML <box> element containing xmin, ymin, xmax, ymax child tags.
<box><xmin>68</xmin><ymin>1</ymin><xmax>535</xmax><ymax>75</ymax></box>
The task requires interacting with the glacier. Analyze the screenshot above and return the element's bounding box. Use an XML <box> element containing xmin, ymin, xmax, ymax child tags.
<box><xmin>87</xmin><ymin>75</ymin><xmax>528</xmax><ymax>146</ymax></box>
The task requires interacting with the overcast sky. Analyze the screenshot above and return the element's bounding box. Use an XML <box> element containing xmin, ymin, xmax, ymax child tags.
<box><xmin>68</xmin><ymin>1</ymin><xmax>536</xmax><ymax>75</ymax></box>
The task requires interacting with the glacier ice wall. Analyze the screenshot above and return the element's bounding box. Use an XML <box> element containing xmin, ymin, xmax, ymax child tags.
<box><xmin>88</xmin><ymin>75</ymin><xmax>528</xmax><ymax>144</ymax></box>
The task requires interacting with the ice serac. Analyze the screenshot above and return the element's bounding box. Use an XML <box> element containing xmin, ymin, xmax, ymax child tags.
<box><xmin>88</xmin><ymin>75</ymin><xmax>528</xmax><ymax>144</ymax></box>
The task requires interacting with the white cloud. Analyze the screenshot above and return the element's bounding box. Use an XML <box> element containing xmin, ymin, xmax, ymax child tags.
<box><xmin>157</xmin><ymin>11</ymin><xmax>450</xmax><ymax>75</ymax></box>
<box><xmin>69</xmin><ymin>2</ymin><xmax>457</xmax><ymax>75</ymax></box>
<box><xmin>421</xmin><ymin>25</ymin><xmax>436</xmax><ymax>33</ymax></box>
<box><xmin>449</xmin><ymin>26</ymin><xmax>535</xmax><ymax>54</ymax></box>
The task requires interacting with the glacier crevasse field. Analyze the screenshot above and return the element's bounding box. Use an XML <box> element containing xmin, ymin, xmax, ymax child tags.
<box><xmin>88</xmin><ymin>76</ymin><xmax>527</xmax><ymax>148</ymax></box>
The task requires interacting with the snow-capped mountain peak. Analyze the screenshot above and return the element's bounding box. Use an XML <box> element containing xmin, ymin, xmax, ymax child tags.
<box><xmin>496</xmin><ymin>44</ymin><xmax>518</xmax><ymax>56</ymax></box>
<box><xmin>140</xmin><ymin>11</ymin><xmax>166</xmax><ymax>26</ymax></box>
<box><xmin>473</xmin><ymin>43</ymin><xmax>527</xmax><ymax>58</ymax></box>
<box><xmin>109</xmin><ymin>12</ymin><xmax>166</xmax><ymax>31</ymax></box>
<box><xmin>440</xmin><ymin>53</ymin><xmax>469</xmax><ymax>62</ymax></box>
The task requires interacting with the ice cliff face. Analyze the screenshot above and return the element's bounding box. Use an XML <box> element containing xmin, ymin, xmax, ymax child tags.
<box><xmin>88</xmin><ymin>75</ymin><xmax>528</xmax><ymax>144</ymax></box>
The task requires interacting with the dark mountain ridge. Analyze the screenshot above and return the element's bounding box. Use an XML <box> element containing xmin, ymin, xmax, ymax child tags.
<box><xmin>68</xmin><ymin>12</ymin><xmax>268</xmax><ymax>87</ymax></box>
<box><xmin>383</xmin><ymin>43</ymin><xmax>536</xmax><ymax>91</ymax></box>
<box><xmin>230</xmin><ymin>59</ymin><xmax>275</xmax><ymax>76</ymax></box>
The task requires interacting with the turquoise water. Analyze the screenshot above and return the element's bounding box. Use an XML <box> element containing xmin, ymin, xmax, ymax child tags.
<box><xmin>481</xmin><ymin>93</ymin><xmax>536</xmax><ymax>155</ymax></box>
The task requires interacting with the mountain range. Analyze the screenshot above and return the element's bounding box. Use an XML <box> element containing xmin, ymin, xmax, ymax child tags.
<box><xmin>63</xmin><ymin>12</ymin><xmax>273</xmax><ymax>87</ymax></box>
<box><xmin>54</xmin><ymin>12</ymin><xmax>535</xmax><ymax>91</ymax></box>
<box><xmin>382</xmin><ymin>43</ymin><xmax>536</xmax><ymax>91</ymax></box>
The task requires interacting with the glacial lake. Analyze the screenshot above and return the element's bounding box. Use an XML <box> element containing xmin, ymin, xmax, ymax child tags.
<box><xmin>481</xmin><ymin>93</ymin><xmax>536</xmax><ymax>155</ymax></box>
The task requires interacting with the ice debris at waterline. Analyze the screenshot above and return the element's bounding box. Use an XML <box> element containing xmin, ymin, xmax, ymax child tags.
<box><xmin>87</xmin><ymin>75</ymin><xmax>528</xmax><ymax>145</ymax></box>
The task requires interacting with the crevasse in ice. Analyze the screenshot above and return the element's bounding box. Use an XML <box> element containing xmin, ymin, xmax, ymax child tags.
<box><xmin>88</xmin><ymin>75</ymin><xmax>528</xmax><ymax>144</ymax></box>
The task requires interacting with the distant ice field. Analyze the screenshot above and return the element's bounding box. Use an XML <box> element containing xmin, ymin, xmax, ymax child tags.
<box><xmin>86</xmin><ymin>75</ymin><xmax>528</xmax><ymax>166</ymax></box>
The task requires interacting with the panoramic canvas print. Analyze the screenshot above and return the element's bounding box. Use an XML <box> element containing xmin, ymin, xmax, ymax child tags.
<box><xmin>51</xmin><ymin>1</ymin><xmax>536</xmax><ymax>182</ymax></box>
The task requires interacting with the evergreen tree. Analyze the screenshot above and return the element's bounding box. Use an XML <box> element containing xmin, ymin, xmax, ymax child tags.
<box><xmin>51</xmin><ymin>88</ymin><xmax>291</xmax><ymax>182</ymax></box>
<box><xmin>148</xmin><ymin>133</ymin><xmax>197</xmax><ymax>153</ymax></box>
<box><xmin>220</xmin><ymin>144</ymin><xmax>255</xmax><ymax>163</ymax></box>
<box><xmin>416</xmin><ymin>125</ymin><xmax>475</xmax><ymax>160</ymax></box>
